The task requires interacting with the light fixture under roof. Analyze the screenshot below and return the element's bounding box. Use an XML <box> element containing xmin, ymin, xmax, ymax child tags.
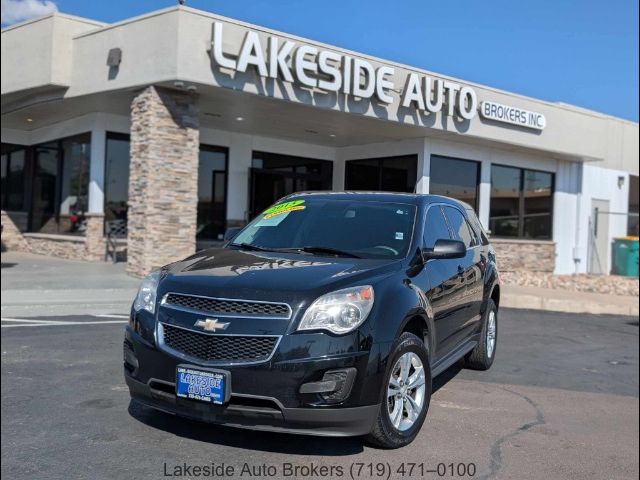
<box><xmin>329</xmin><ymin>133</ymin><xmax>336</xmax><ymax>137</ymax></box>
<box><xmin>26</xmin><ymin>118</ymin><xmax>33</xmax><ymax>122</ymax></box>
<box><xmin>235</xmin><ymin>116</ymin><xmax>244</xmax><ymax>122</ymax></box>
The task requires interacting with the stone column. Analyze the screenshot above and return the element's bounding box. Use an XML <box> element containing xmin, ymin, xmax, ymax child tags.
<box><xmin>127</xmin><ymin>86</ymin><xmax>199</xmax><ymax>277</ymax></box>
<box><xmin>84</xmin><ymin>213</ymin><xmax>105</xmax><ymax>261</ymax></box>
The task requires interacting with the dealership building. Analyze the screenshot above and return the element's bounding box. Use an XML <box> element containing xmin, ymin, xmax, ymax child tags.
<box><xmin>1</xmin><ymin>6</ymin><xmax>638</xmax><ymax>277</ymax></box>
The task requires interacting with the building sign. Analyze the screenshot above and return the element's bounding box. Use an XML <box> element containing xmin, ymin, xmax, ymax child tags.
<box><xmin>210</xmin><ymin>22</ymin><xmax>543</xmax><ymax>129</ymax></box>
<box><xmin>480</xmin><ymin>101</ymin><xmax>546</xmax><ymax>130</ymax></box>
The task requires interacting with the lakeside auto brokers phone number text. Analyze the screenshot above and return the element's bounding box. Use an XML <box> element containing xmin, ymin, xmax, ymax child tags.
<box><xmin>163</xmin><ymin>461</ymin><xmax>477</xmax><ymax>478</ymax></box>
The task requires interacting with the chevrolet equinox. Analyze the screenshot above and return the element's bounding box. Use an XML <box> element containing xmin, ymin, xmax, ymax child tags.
<box><xmin>124</xmin><ymin>192</ymin><xmax>500</xmax><ymax>448</ymax></box>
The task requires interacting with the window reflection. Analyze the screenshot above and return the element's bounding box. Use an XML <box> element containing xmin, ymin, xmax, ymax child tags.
<box><xmin>429</xmin><ymin>155</ymin><xmax>480</xmax><ymax>210</ymax></box>
<box><xmin>198</xmin><ymin>146</ymin><xmax>228</xmax><ymax>240</ymax></box>
<box><xmin>345</xmin><ymin>155</ymin><xmax>417</xmax><ymax>192</ymax></box>
<box><xmin>1</xmin><ymin>144</ymin><xmax>28</xmax><ymax>232</ymax></box>
<box><xmin>29</xmin><ymin>134</ymin><xmax>91</xmax><ymax>235</ymax></box>
<box><xmin>59</xmin><ymin>136</ymin><xmax>90</xmax><ymax>234</ymax></box>
<box><xmin>490</xmin><ymin>164</ymin><xmax>553</xmax><ymax>239</ymax></box>
<box><xmin>105</xmin><ymin>133</ymin><xmax>130</xmax><ymax>223</ymax></box>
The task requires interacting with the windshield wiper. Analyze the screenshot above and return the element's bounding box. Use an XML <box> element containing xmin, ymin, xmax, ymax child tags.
<box><xmin>229</xmin><ymin>242</ymin><xmax>275</xmax><ymax>252</ymax></box>
<box><xmin>283</xmin><ymin>246</ymin><xmax>362</xmax><ymax>258</ymax></box>
<box><xmin>231</xmin><ymin>243</ymin><xmax>361</xmax><ymax>258</ymax></box>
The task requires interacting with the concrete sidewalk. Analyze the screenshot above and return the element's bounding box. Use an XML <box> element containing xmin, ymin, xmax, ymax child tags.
<box><xmin>502</xmin><ymin>284</ymin><xmax>639</xmax><ymax>317</ymax></box>
<box><xmin>1</xmin><ymin>252</ymin><xmax>139</xmax><ymax>318</ymax></box>
<box><xmin>2</xmin><ymin>251</ymin><xmax>638</xmax><ymax>318</ymax></box>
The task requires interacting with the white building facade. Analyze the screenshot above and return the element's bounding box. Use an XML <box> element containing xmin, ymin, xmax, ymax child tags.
<box><xmin>1</xmin><ymin>7</ymin><xmax>638</xmax><ymax>277</ymax></box>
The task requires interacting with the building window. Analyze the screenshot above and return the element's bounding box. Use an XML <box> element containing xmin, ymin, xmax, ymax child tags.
<box><xmin>429</xmin><ymin>155</ymin><xmax>480</xmax><ymax>210</ymax></box>
<box><xmin>58</xmin><ymin>134</ymin><xmax>90</xmax><ymax>234</ymax></box>
<box><xmin>104</xmin><ymin>133</ymin><xmax>130</xmax><ymax>223</ymax></box>
<box><xmin>198</xmin><ymin>145</ymin><xmax>228</xmax><ymax>240</ymax></box>
<box><xmin>1</xmin><ymin>144</ymin><xmax>28</xmax><ymax>212</ymax></box>
<box><xmin>250</xmin><ymin>151</ymin><xmax>333</xmax><ymax>219</ymax></box>
<box><xmin>490</xmin><ymin>164</ymin><xmax>554</xmax><ymax>239</ymax></box>
<box><xmin>28</xmin><ymin>133</ymin><xmax>91</xmax><ymax>235</ymax></box>
<box><xmin>345</xmin><ymin>155</ymin><xmax>417</xmax><ymax>192</ymax></box>
<box><xmin>1</xmin><ymin>143</ymin><xmax>29</xmax><ymax>232</ymax></box>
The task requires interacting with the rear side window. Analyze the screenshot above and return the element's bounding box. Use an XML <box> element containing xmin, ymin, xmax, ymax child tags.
<box><xmin>466</xmin><ymin>208</ymin><xmax>490</xmax><ymax>245</ymax></box>
<box><xmin>423</xmin><ymin>206</ymin><xmax>451</xmax><ymax>248</ymax></box>
<box><xmin>443</xmin><ymin>206</ymin><xmax>476</xmax><ymax>248</ymax></box>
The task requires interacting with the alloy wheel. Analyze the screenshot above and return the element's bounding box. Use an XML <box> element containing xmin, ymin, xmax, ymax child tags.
<box><xmin>487</xmin><ymin>310</ymin><xmax>497</xmax><ymax>358</ymax></box>
<box><xmin>387</xmin><ymin>352</ymin><xmax>426</xmax><ymax>431</ymax></box>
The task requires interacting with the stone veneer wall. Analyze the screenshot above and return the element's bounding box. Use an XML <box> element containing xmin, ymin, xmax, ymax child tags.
<box><xmin>491</xmin><ymin>238</ymin><xmax>556</xmax><ymax>273</ymax></box>
<box><xmin>2</xmin><ymin>210</ymin><xmax>107</xmax><ymax>261</ymax></box>
<box><xmin>500</xmin><ymin>271</ymin><xmax>639</xmax><ymax>296</ymax></box>
<box><xmin>127</xmin><ymin>85</ymin><xmax>199</xmax><ymax>278</ymax></box>
<box><xmin>1</xmin><ymin>210</ymin><xmax>28</xmax><ymax>251</ymax></box>
<box><xmin>24</xmin><ymin>234</ymin><xmax>87</xmax><ymax>260</ymax></box>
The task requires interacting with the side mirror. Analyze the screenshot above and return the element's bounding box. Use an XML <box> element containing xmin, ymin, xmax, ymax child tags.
<box><xmin>223</xmin><ymin>227</ymin><xmax>242</xmax><ymax>242</ymax></box>
<box><xmin>423</xmin><ymin>239</ymin><xmax>466</xmax><ymax>261</ymax></box>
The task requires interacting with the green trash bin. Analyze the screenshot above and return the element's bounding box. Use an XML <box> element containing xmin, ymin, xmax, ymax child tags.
<box><xmin>612</xmin><ymin>237</ymin><xmax>639</xmax><ymax>277</ymax></box>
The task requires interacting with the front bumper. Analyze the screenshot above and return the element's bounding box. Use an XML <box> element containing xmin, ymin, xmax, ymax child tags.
<box><xmin>124</xmin><ymin>326</ymin><xmax>382</xmax><ymax>437</ymax></box>
<box><xmin>125</xmin><ymin>374</ymin><xmax>378</xmax><ymax>436</ymax></box>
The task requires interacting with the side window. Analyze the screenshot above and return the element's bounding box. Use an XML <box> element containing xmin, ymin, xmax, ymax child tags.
<box><xmin>423</xmin><ymin>206</ymin><xmax>451</xmax><ymax>248</ymax></box>
<box><xmin>466</xmin><ymin>208</ymin><xmax>489</xmax><ymax>245</ymax></box>
<box><xmin>443</xmin><ymin>206</ymin><xmax>475</xmax><ymax>248</ymax></box>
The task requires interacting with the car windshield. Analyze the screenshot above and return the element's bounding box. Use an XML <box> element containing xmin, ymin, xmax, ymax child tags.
<box><xmin>230</xmin><ymin>198</ymin><xmax>416</xmax><ymax>259</ymax></box>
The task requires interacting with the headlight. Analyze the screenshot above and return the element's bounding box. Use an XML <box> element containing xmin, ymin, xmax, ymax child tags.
<box><xmin>133</xmin><ymin>271</ymin><xmax>160</xmax><ymax>314</ymax></box>
<box><xmin>297</xmin><ymin>286</ymin><xmax>374</xmax><ymax>334</ymax></box>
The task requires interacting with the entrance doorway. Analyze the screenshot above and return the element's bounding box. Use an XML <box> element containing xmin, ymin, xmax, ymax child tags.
<box><xmin>249</xmin><ymin>151</ymin><xmax>333</xmax><ymax>219</ymax></box>
<box><xmin>31</xmin><ymin>144</ymin><xmax>59</xmax><ymax>233</ymax></box>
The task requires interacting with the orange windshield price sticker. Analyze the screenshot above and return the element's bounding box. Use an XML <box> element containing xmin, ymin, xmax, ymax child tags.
<box><xmin>262</xmin><ymin>200</ymin><xmax>306</xmax><ymax>219</ymax></box>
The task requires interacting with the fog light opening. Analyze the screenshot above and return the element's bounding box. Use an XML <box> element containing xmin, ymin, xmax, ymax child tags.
<box><xmin>123</xmin><ymin>339</ymin><xmax>139</xmax><ymax>372</ymax></box>
<box><xmin>299</xmin><ymin>368</ymin><xmax>357</xmax><ymax>403</ymax></box>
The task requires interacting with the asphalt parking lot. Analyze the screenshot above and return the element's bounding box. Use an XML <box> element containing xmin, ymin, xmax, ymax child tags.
<box><xmin>1</xmin><ymin>305</ymin><xmax>638</xmax><ymax>480</ymax></box>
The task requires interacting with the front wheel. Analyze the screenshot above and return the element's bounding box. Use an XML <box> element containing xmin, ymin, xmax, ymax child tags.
<box><xmin>366</xmin><ymin>332</ymin><xmax>431</xmax><ymax>449</ymax></box>
<box><xmin>464</xmin><ymin>298</ymin><xmax>498</xmax><ymax>370</ymax></box>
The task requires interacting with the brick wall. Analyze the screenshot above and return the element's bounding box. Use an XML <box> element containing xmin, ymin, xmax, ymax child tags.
<box><xmin>491</xmin><ymin>238</ymin><xmax>556</xmax><ymax>273</ymax></box>
<box><xmin>127</xmin><ymin>85</ymin><xmax>200</xmax><ymax>277</ymax></box>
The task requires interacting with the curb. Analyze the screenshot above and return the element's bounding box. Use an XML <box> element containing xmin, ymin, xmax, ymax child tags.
<box><xmin>502</xmin><ymin>292</ymin><xmax>639</xmax><ymax>317</ymax></box>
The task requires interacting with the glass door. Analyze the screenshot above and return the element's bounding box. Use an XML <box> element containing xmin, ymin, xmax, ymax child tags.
<box><xmin>250</xmin><ymin>169</ymin><xmax>296</xmax><ymax>219</ymax></box>
<box><xmin>197</xmin><ymin>146</ymin><xmax>228</xmax><ymax>240</ymax></box>
<box><xmin>30</xmin><ymin>144</ymin><xmax>60</xmax><ymax>233</ymax></box>
<box><xmin>249</xmin><ymin>152</ymin><xmax>333</xmax><ymax>220</ymax></box>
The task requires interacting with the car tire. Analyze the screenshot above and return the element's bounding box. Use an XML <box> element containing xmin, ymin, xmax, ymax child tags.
<box><xmin>365</xmin><ymin>332</ymin><xmax>432</xmax><ymax>449</ymax></box>
<box><xmin>464</xmin><ymin>298</ymin><xmax>498</xmax><ymax>371</ymax></box>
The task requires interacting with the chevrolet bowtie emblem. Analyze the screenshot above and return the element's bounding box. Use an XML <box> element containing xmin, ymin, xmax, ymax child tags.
<box><xmin>194</xmin><ymin>318</ymin><xmax>230</xmax><ymax>332</ymax></box>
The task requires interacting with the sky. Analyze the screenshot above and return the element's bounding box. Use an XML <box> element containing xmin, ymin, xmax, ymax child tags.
<box><xmin>2</xmin><ymin>0</ymin><xmax>638</xmax><ymax>122</ymax></box>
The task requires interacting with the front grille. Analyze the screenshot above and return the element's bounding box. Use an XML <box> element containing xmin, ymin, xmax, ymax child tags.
<box><xmin>163</xmin><ymin>293</ymin><xmax>291</xmax><ymax>318</ymax></box>
<box><xmin>160</xmin><ymin>323</ymin><xmax>279</xmax><ymax>364</ymax></box>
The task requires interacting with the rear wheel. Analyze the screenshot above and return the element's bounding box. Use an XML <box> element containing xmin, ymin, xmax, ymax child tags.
<box><xmin>366</xmin><ymin>332</ymin><xmax>431</xmax><ymax>449</ymax></box>
<box><xmin>464</xmin><ymin>298</ymin><xmax>498</xmax><ymax>370</ymax></box>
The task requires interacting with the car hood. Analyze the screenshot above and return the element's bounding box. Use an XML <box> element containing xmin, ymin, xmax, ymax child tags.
<box><xmin>158</xmin><ymin>247</ymin><xmax>402</xmax><ymax>304</ymax></box>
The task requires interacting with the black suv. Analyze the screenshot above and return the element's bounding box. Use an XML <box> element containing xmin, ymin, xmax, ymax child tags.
<box><xmin>124</xmin><ymin>192</ymin><xmax>499</xmax><ymax>448</ymax></box>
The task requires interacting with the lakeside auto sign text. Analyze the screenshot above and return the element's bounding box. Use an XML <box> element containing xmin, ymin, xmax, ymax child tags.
<box><xmin>210</xmin><ymin>22</ymin><xmax>546</xmax><ymax>130</ymax></box>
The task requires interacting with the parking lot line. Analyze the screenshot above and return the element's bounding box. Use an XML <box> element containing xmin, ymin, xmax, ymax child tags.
<box><xmin>1</xmin><ymin>318</ymin><xmax>127</xmax><ymax>328</ymax></box>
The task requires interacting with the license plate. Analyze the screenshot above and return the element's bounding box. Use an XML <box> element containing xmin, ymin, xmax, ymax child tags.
<box><xmin>175</xmin><ymin>366</ymin><xmax>226</xmax><ymax>405</ymax></box>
